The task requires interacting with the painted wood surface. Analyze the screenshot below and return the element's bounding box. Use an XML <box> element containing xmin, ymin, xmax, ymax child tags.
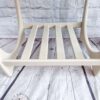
<box><xmin>0</xmin><ymin>0</ymin><xmax>100</xmax><ymax>77</ymax></box>
<box><xmin>0</xmin><ymin>38</ymin><xmax>100</xmax><ymax>100</ymax></box>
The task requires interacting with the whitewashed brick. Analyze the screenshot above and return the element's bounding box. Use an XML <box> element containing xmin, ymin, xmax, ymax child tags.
<box><xmin>0</xmin><ymin>0</ymin><xmax>100</xmax><ymax>37</ymax></box>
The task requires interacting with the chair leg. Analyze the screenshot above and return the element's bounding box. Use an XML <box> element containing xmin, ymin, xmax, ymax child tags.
<box><xmin>80</xmin><ymin>33</ymin><xmax>100</xmax><ymax>75</ymax></box>
<box><xmin>0</xmin><ymin>62</ymin><xmax>14</xmax><ymax>76</ymax></box>
<box><xmin>10</xmin><ymin>29</ymin><xmax>25</xmax><ymax>59</ymax></box>
<box><xmin>0</xmin><ymin>28</ymin><xmax>25</xmax><ymax>76</ymax></box>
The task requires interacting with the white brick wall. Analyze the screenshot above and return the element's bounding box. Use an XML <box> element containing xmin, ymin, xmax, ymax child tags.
<box><xmin>0</xmin><ymin>0</ymin><xmax>100</xmax><ymax>38</ymax></box>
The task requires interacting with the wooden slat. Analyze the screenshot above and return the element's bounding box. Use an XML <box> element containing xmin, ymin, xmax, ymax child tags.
<box><xmin>3</xmin><ymin>59</ymin><xmax>100</xmax><ymax>66</ymax></box>
<box><xmin>1</xmin><ymin>39</ymin><xmax>96</xmax><ymax>100</ymax></box>
<box><xmin>21</xmin><ymin>25</ymin><xmax>38</xmax><ymax>59</ymax></box>
<box><xmin>67</xmin><ymin>26</ymin><xmax>84</xmax><ymax>59</ymax></box>
<box><xmin>56</xmin><ymin>25</ymin><xmax>65</xmax><ymax>59</ymax></box>
<box><xmin>39</xmin><ymin>25</ymin><xmax>49</xmax><ymax>59</ymax></box>
<box><xmin>3</xmin><ymin>39</ymin><xmax>75</xmax><ymax>100</ymax></box>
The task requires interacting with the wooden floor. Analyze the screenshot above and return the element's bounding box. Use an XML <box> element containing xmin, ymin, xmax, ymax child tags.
<box><xmin>0</xmin><ymin>38</ymin><xmax>100</xmax><ymax>100</ymax></box>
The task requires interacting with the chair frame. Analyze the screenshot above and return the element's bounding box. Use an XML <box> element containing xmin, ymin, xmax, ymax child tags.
<box><xmin>0</xmin><ymin>0</ymin><xmax>100</xmax><ymax>76</ymax></box>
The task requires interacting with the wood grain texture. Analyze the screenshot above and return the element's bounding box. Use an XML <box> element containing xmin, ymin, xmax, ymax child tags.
<box><xmin>0</xmin><ymin>0</ymin><xmax>99</xmax><ymax>99</ymax></box>
<box><xmin>79</xmin><ymin>39</ymin><xmax>100</xmax><ymax>100</ymax></box>
<box><xmin>0</xmin><ymin>39</ymin><xmax>41</xmax><ymax>99</ymax></box>
<box><xmin>65</xmin><ymin>38</ymin><xmax>93</xmax><ymax>100</ymax></box>
<box><xmin>0</xmin><ymin>38</ymin><xmax>97</xmax><ymax>100</ymax></box>
<box><xmin>0</xmin><ymin>39</ymin><xmax>19</xmax><ymax>98</ymax></box>
<box><xmin>89</xmin><ymin>39</ymin><xmax>100</xmax><ymax>100</ymax></box>
<box><xmin>1</xmin><ymin>0</ymin><xmax>100</xmax><ymax>76</ymax></box>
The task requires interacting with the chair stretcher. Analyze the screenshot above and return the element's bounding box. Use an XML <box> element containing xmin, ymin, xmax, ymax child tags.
<box><xmin>0</xmin><ymin>0</ymin><xmax>100</xmax><ymax>76</ymax></box>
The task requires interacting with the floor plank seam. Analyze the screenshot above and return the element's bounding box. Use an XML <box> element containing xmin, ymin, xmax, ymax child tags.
<box><xmin>82</xmin><ymin>66</ymin><xmax>96</xmax><ymax>100</ymax></box>
<box><xmin>0</xmin><ymin>38</ymin><xmax>99</xmax><ymax>100</ymax></box>
<box><xmin>79</xmin><ymin>40</ymin><xmax>96</xmax><ymax>100</ymax></box>
<box><xmin>0</xmin><ymin>40</ymin><xmax>41</xmax><ymax>100</ymax></box>
<box><xmin>69</xmin><ymin>66</ymin><xmax>77</xmax><ymax>100</ymax></box>
<box><xmin>0</xmin><ymin>66</ymin><xmax>25</xmax><ymax>100</ymax></box>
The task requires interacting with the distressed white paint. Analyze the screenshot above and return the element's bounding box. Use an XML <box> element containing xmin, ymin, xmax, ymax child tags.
<box><xmin>0</xmin><ymin>38</ymin><xmax>97</xmax><ymax>100</ymax></box>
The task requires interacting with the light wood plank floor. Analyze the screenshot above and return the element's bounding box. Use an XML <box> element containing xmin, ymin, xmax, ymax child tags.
<box><xmin>0</xmin><ymin>38</ymin><xmax>100</xmax><ymax>100</ymax></box>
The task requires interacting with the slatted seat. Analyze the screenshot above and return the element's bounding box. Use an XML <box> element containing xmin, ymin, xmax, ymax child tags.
<box><xmin>0</xmin><ymin>0</ymin><xmax>100</xmax><ymax>77</ymax></box>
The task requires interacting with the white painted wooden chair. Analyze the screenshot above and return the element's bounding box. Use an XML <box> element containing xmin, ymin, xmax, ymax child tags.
<box><xmin>0</xmin><ymin>0</ymin><xmax>100</xmax><ymax>76</ymax></box>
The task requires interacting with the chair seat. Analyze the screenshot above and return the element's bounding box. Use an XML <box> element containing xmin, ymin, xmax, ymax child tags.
<box><xmin>1</xmin><ymin>22</ymin><xmax>100</xmax><ymax>69</ymax></box>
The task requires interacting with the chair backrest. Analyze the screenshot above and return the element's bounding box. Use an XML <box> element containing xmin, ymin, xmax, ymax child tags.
<box><xmin>15</xmin><ymin>0</ymin><xmax>89</xmax><ymax>28</ymax></box>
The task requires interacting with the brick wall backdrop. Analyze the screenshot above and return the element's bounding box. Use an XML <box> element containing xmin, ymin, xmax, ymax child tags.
<box><xmin>0</xmin><ymin>0</ymin><xmax>100</xmax><ymax>38</ymax></box>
